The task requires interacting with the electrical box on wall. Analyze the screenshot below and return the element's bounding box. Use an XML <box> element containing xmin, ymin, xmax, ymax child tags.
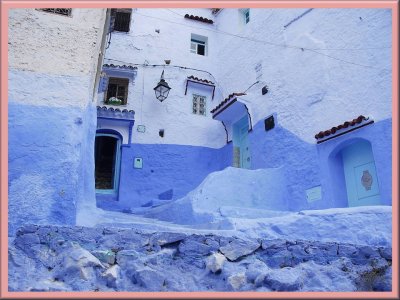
<box><xmin>134</xmin><ymin>157</ymin><xmax>143</xmax><ymax>169</ymax></box>
<box><xmin>264</xmin><ymin>115</ymin><xmax>275</xmax><ymax>131</ymax></box>
<box><xmin>137</xmin><ymin>125</ymin><xmax>146</xmax><ymax>133</ymax></box>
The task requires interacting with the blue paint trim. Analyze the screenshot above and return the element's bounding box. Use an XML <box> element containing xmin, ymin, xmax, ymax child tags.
<box><xmin>97</xmin><ymin>116</ymin><xmax>135</xmax><ymax>122</ymax></box>
<box><xmin>96</xmin><ymin>129</ymin><xmax>123</xmax><ymax>140</ymax></box>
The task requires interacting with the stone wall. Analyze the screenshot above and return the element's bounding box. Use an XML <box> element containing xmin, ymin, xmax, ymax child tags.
<box><xmin>9</xmin><ymin>224</ymin><xmax>392</xmax><ymax>292</ymax></box>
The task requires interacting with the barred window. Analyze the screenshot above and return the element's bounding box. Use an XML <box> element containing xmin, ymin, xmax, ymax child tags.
<box><xmin>110</xmin><ymin>9</ymin><xmax>132</xmax><ymax>32</ymax></box>
<box><xmin>192</xmin><ymin>94</ymin><xmax>206</xmax><ymax>116</ymax></box>
<box><xmin>38</xmin><ymin>8</ymin><xmax>72</xmax><ymax>16</ymax></box>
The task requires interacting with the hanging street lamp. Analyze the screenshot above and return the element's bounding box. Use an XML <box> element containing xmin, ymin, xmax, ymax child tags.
<box><xmin>154</xmin><ymin>70</ymin><xmax>171</xmax><ymax>102</ymax></box>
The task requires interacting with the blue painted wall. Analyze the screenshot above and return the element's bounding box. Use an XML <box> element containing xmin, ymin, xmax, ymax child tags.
<box><xmin>247</xmin><ymin>117</ymin><xmax>392</xmax><ymax>211</ymax></box>
<box><xmin>248</xmin><ymin>119</ymin><xmax>322</xmax><ymax>211</ymax></box>
<box><xmin>95</xmin><ymin>116</ymin><xmax>391</xmax><ymax>212</ymax></box>
<box><xmin>114</xmin><ymin>143</ymin><xmax>232</xmax><ymax>209</ymax></box>
<box><xmin>317</xmin><ymin>118</ymin><xmax>392</xmax><ymax>208</ymax></box>
<box><xmin>8</xmin><ymin>102</ymin><xmax>96</xmax><ymax>235</ymax></box>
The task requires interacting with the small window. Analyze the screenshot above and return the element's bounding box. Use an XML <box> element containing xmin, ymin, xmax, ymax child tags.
<box><xmin>241</xmin><ymin>9</ymin><xmax>250</xmax><ymax>24</ymax></box>
<box><xmin>38</xmin><ymin>8</ymin><xmax>72</xmax><ymax>16</ymax></box>
<box><xmin>190</xmin><ymin>34</ymin><xmax>208</xmax><ymax>56</ymax></box>
<box><xmin>192</xmin><ymin>94</ymin><xmax>207</xmax><ymax>116</ymax></box>
<box><xmin>105</xmin><ymin>77</ymin><xmax>129</xmax><ymax>105</ymax></box>
<box><xmin>110</xmin><ymin>9</ymin><xmax>132</xmax><ymax>32</ymax></box>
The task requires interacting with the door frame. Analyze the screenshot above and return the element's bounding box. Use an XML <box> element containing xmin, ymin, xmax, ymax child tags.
<box><xmin>233</xmin><ymin>115</ymin><xmax>251</xmax><ymax>169</ymax></box>
<box><xmin>95</xmin><ymin>131</ymin><xmax>122</xmax><ymax>195</ymax></box>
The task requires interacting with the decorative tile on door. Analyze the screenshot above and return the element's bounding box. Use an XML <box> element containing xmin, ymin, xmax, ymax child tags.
<box><xmin>354</xmin><ymin>162</ymin><xmax>380</xmax><ymax>200</ymax></box>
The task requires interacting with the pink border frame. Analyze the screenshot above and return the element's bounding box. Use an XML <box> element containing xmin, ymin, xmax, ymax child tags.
<box><xmin>1</xmin><ymin>1</ymin><xmax>398</xmax><ymax>299</ymax></box>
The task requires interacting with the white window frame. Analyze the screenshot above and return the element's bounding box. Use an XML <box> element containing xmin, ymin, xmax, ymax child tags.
<box><xmin>192</xmin><ymin>94</ymin><xmax>207</xmax><ymax>116</ymax></box>
<box><xmin>190</xmin><ymin>34</ymin><xmax>208</xmax><ymax>56</ymax></box>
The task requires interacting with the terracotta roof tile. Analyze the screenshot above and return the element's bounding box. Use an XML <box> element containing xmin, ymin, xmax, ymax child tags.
<box><xmin>314</xmin><ymin>115</ymin><xmax>368</xmax><ymax>140</ymax></box>
<box><xmin>210</xmin><ymin>92</ymin><xmax>246</xmax><ymax>114</ymax></box>
<box><xmin>184</xmin><ymin>14</ymin><xmax>214</xmax><ymax>24</ymax></box>
<box><xmin>187</xmin><ymin>76</ymin><xmax>214</xmax><ymax>85</ymax></box>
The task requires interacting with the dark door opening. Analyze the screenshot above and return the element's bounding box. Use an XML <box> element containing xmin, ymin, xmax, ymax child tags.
<box><xmin>95</xmin><ymin>135</ymin><xmax>119</xmax><ymax>190</ymax></box>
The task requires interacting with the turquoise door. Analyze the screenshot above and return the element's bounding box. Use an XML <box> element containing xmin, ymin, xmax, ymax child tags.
<box><xmin>233</xmin><ymin>116</ymin><xmax>251</xmax><ymax>169</ymax></box>
<box><xmin>341</xmin><ymin>140</ymin><xmax>381</xmax><ymax>207</ymax></box>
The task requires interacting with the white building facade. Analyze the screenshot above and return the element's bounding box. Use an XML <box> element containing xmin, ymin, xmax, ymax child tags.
<box><xmin>95</xmin><ymin>8</ymin><xmax>392</xmax><ymax>212</ymax></box>
<box><xmin>8</xmin><ymin>7</ymin><xmax>393</xmax><ymax>233</ymax></box>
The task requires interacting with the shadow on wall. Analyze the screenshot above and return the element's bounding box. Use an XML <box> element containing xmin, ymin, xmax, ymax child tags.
<box><xmin>249</xmin><ymin>118</ymin><xmax>391</xmax><ymax>211</ymax></box>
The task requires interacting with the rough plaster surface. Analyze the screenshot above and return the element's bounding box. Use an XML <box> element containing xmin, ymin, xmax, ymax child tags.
<box><xmin>8</xmin><ymin>9</ymin><xmax>106</xmax><ymax>78</ymax></box>
<box><xmin>102</xmin><ymin>8</ymin><xmax>391</xmax><ymax>146</ymax></box>
<box><xmin>8</xmin><ymin>224</ymin><xmax>392</xmax><ymax>292</ymax></box>
<box><xmin>8</xmin><ymin>8</ymin><xmax>106</xmax><ymax>233</ymax></box>
<box><xmin>8</xmin><ymin>103</ymin><xmax>97</xmax><ymax>236</ymax></box>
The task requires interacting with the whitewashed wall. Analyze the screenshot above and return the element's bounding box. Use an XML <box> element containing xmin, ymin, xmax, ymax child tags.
<box><xmin>102</xmin><ymin>8</ymin><xmax>226</xmax><ymax>148</ymax></box>
<box><xmin>8</xmin><ymin>8</ymin><xmax>106</xmax><ymax>107</ymax></box>
<box><xmin>102</xmin><ymin>8</ymin><xmax>391</xmax><ymax>146</ymax></box>
<box><xmin>213</xmin><ymin>8</ymin><xmax>392</xmax><ymax>143</ymax></box>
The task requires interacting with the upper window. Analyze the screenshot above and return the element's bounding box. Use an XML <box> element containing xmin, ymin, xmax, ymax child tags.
<box><xmin>38</xmin><ymin>8</ymin><xmax>72</xmax><ymax>16</ymax></box>
<box><xmin>190</xmin><ymin>34</ymin><xmax>208</xmax><ymax>56</ymax></box>
<box><xmin>241</xmin><ymin>9</ymin><xmax>250</xmax><ymax>24</ymax></box>
<box><xmin>110</xmin><ymin>9</ymin><xmax>132</xmax><ymax>32</ymax></box>
<box><xmin>105</xmin><ymin>77</ymin><xmax>129</xmax><ymax>105</ymax></box>
<box><xmin>192</xmin><ymin>94</ymin><xmax>207</xmax><ymax>116</ymax></box>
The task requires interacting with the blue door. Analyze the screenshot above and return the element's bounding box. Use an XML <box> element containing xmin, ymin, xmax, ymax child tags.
<box><xmin>341</xmin><ymin>140</ymin><xmax>381</xmax><ymax>207</ymax></box>
<box><xmin>233</xmin><ymin>116</ymin><xmax>251</xmax><ymax>169</ymax></box>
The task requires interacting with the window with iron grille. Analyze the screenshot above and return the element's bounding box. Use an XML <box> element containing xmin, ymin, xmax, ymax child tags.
<box><xmin>105</xmin><ymin>77</ymin><xmax>129</xmax><ymax>105</ymax></box>
<box><xmin>192</xmin><ymin>94</ymin><xmax>206</xmax><ymax>116</ymax></box>
<box><xmin>38</xmin><ymin>8</ymin><xmax>72</xmax><ymax>16</ymax></box>
<box><xmin>110</xmin><ymin>9</ymin><xmax>132</xmax><ymax>32</ymax></box>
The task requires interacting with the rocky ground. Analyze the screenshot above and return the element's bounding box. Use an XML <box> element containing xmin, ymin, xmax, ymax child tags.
<box><xmin>8</xmin><ymin>224</ymin><xmax>392</xmax><ymax>292</ymax></box>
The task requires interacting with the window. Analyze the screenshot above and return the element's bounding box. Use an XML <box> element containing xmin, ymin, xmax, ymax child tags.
<box><xmin>38</xmin><ymin>8</ymin><xmax>72</xmax><ymax>16</ymax></box>
<box><xmin>241</xmin><ymin>9</ymin><xmax>250</xmax><ymax>24</ymax></box>
<box><xmin>192</xmin><ymin>94</ymin><xmax>207</xmax><ymax>116</ymax></box>
<box><xmin>105</xmin><ymin>77</ymin><xmax>129</xmax><ymax>105</ymax></box>
<box><xmin>110</xmin><ymin>9</ymin><xmax>132</xmax><ymax>32</ymax></box>
<box><xmin>190</xmin><ymin>34</ymin><xmax>208</xmax><ymax>56</ymax></box>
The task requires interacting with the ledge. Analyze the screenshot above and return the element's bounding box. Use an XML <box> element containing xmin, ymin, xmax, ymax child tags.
<box><xmin>315</xmin><ymin>115</ymin><xmax>374</xmax><ymax>144</ymax></box>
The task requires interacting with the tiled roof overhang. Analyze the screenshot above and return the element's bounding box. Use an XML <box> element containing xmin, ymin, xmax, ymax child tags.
<box><xmin>102</xmin><ymin>64</ymin><xmax>138</xmax><ymax>78</ymax></box>
<box><xmin>184</xmin><ymin>14</ymin><xmax>214</xmax><ymax>24</ymax></box>
<box><xmin>211</xmin><ymin>93</ymin><xmax>252</xmax><ymax>143</ymax></box>
<box><xmin>210</xmin><ymin>93</ymin><xmax>247</xmax><ymax>116</ymax></box>
<box><xmin>315</xmin><ymin>115</ymin><xmax>374</xmax><ymax>144</ymax></box>
<box><xmin>97</xmin><ymin>106</ymin><xmax>135</xmax><ymax>120</ymax></box>
<box><xmin>187</xmin><ymin>76</ymin><xmax>214</xmax><ymax>85</ymax></box>
<box><xmin>185</xmin><ymin>76</ymin><xmax>216</xmax><ymax>99</ymax></box>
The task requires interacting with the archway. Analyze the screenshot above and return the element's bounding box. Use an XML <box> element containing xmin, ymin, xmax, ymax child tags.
<box><xmin>329</xmin><ymin>139</ymin><xmax>381</xmax><ymax>207</ymax></box>
<box><xmin>95</xmin><ymin>131</ymin><xmax>122</xmax><ymax>194</ymax></box>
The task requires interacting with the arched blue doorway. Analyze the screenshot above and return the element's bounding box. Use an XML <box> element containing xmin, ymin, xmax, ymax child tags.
<box><xmin>95</xmin><ymin>130</ymin><xmax>122</xmax><ymax>195</ymax></box>
<box><xmin>329</xmin><ymin>139</ymin><xmax>381</xmax><ymax>207</ymax></box>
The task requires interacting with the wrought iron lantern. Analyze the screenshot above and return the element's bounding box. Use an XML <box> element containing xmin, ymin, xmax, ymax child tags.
<box><xmin>154</xmin><ymin>70</ymin><xmax>171</xmax><ymax>102</ymax></box>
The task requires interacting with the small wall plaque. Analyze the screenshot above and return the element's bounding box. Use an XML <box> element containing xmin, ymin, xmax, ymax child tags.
<box><xmin>137</xmin><ymin>125</ymin><xmax>146</xmax><ymax>133</ymax></box>
<box><xmin>306</xmin><ymin>186</ymin><xmax>322</xmax><ymax>203</ymax></box>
